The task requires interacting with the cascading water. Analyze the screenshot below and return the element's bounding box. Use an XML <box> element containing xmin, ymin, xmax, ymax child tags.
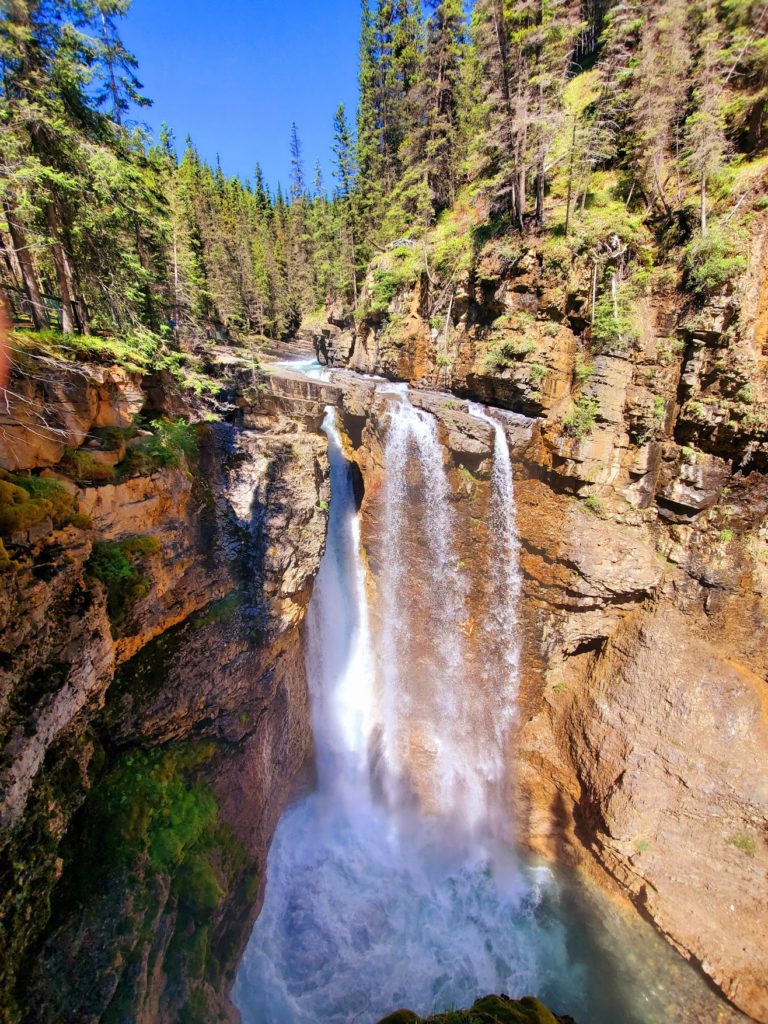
<box><xmin>377</xmin><ymin>391</ymin><xmax>477</xmax><ymax>825</ymax></box>
<box><xmin>233</xmin><ymin>394</ymin><xmax>737</xmax><ymax>1024</ymax></box>
<box><xmin>468</xmin><ymin>403</ymin><xmax>523</xmax><ymax>711</ymax></box>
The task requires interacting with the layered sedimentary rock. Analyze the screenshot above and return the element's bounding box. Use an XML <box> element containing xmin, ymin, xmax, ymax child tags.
<box><xmin>324</xmin><ymin>220</ymin><xmax>768</xmax><ymax>1022</ymax></box>
<box><xmin>0</xmin><ymin>357</ymin><xmax>328</xmax><ymax>1023</ymax></box>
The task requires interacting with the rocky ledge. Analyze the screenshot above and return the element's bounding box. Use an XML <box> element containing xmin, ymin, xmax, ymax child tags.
<box><xmin>377</xmin><ymin>995</ymin><xmax>576</xmax><ymax>1024</ymax></box>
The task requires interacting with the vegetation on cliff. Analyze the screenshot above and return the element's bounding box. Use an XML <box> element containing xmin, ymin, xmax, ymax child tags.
<box><xmin>377</xmin><ymin>994</ymin><xmax>575</xmax><ymax>1024</ymax></box>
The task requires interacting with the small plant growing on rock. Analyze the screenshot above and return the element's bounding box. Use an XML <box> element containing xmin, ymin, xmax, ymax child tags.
<box><xmin>719</xmin><ymin>529</ymin><xmax>734</xmax><ymax>543</ymax></box>
<box><xmin>563</xmin><ymin>396</ymin><xmax>600</xmax><ymax>439</ymax></box>
<box><xmin>684</xmin><ymin>225</ymin><xmax>746</xmax><ymax>298</ymax></box>
<box><xmin>87</xmin><ymin>534</ymin><xmax>161</xmax><ymax>632</ymax></box>
<box><xmin>633</xmin><ymin>839</ymin><xmax>651</xmax><ymax>855</ymax></box>
<box><xmin>529</xmin><ymin>363</ymin><xmax>548</xmax><ymax>386</ymax></box>
<box><xmin>583</xmin><ymin>495</ymin><xmax>606</xmax><ymax>517</ymax></box>
<box><xmin>727</xmin><ymin>833</ymin><xmax>757</xmax><ymax>857</ymax></box>
<box><xmin>574</xmin><ymin>355</ymin><xmax>594</xmax><ymax>385</ymax></box>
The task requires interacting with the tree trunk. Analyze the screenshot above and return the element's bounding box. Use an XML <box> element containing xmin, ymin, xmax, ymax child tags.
<box><xmin>0</xmin><ymin>285</ymin><xmax>11</xmax><ymax>388</ymax></box>
<box><xmin>564</xmin><ymin>116</ymin><xmax>578</xmax><ymax>237</ymax></box>
<box><xmin>46</xmin><ymin>203</ymin><xmax>80</xmax><ymax>333</ymax></box>
<box><xmin>535</xmin><ymin>160</ymin><xmax>545</xmax><ymax>228</ymax></box>
<box><xmin>3</xmin><ymin>198</ymin><xmax>49</xmax><ymax>330</ymax></box>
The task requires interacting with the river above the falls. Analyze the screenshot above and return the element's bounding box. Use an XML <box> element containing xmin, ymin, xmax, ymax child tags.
<box><xmin>233</xmin><ymin>391</ymin><xmax>745</xmax><ymax>1024</ymax></box>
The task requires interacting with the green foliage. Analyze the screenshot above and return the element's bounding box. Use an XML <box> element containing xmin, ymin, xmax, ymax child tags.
<box><xmin>12</xmin><ymin>329</ymin><xmax>164</xmax><ymax>376</ymax></box>
<box><xmin>720</xmin><ymin>529</ymin><xmax>734</xmax><ymax>543</ymax></box>
<box><xmin>583</xmin><ymin>495</ymin><xmax>606</xmax><ymax>517</ymax></box>
<box><xmin>63</xmin><ymin>450</ymin><xmax>117</xmax><ymax>484</ymax></box>
<box><xmin>727</xmin><ymin>833</ymin><xmax>757</xmax><ymax>857</ymax></box>
<box><xmin>86</xmin><ymin>535</ymin><xmax>161</xmax><ymax>630</ymax></box>
<box><xmin>563</xmin><ymin>396</ymin><xmax>600</xmax><ymax>440</ymax></box>
<box><xmin>0</xmin><ymin>471</ymin><xmax>86</xmax><ymax>538</ymax></box>
<box><xmin>633</xmin><ymin>839</ymin><xmax>651</xmax><ymax>855</ymax></box>
<box><xmin>528</xmin><ymin>363</ymin><xmax>548</xmax><ymax>386</ymax></box>
<box><xmin>684</xmin><ymin>226</ymin><xmax>747</xmax><ymax>298</ymax></box>
<box><xmin>483</xmin><ymin>336</ymin><xmax>536</xmax><ymax>374</ymax></box>
<box><xmin>367</xmin><ymin>247</ymin><xmax>422</xmax><ymax>316</ymax></box>
<box><xmin>86</xmin><ymin>744</ymin><xmax>217</xmax><ymax>874</ymax></box>
<box><xmin>122</xmin><ymin>418</ymin><xmax>199</xmax><ymax>476</ymax></box>
<box><xmin>574</xmin><ymin>356</ymin><xmax>594</xmax><ymax>385</ymax></box>
<box><xmin>591</xmin><ymin>289</ymin><xmax>639</xmax><ymax>354</ymax></box>
<box><xmin>142</xmin><ymin>418</ymin><xmax>199</xmax><ymax>468</ymax></box>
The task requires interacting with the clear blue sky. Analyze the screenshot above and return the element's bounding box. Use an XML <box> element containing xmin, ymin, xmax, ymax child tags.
<box><xmin>121</xmin><ymin>0</ymin><xmax>361</xmax><ymax>192</ymax></box>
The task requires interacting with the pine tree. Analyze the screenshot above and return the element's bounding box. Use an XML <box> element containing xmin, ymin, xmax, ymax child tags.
<box><xmin>332</xmin><ymin>104</ymin><xmax>359</xmax><ymax>302</ymax></box>
<box><xmin>401</xmin><ymin>0</ymin><xmax>465</xmax><ymax>217</ymax></box>
<box><xmin>684</xmin><ymin>0</ymin><xmax>728</xmax><ymax>232</ymax></box>
<box><xmin>289</xmin><ymin>122</ymin><xmax>306</xmax><ymax>202</ymax></box>
<box><xmin>628</xmin><ymin>0</ymin><xmax>691</xmax><ymax>218</ymax></box>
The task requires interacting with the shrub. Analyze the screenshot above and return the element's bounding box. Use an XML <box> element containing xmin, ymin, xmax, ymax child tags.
<box><xmin>574</xmin><ymin>356</ymin><xmax>594</xmax><ymax>384</ymax></box>
<box><xmin>720</xmin><ymin>529</ymin><xmax>734</xmax><ymax>543</ymax></box>
<box><xmin>122</xmin><ymin>418</ymin><xmax>199</xmax><ymax>476</ymax></box>
<box><xmin>591</xmin><ymin>289</ymin><xmax>639</xmax><ymax>353</ymax></box>
<box><xmin>142</xmin><ymin>418</ymin><xmax>198</xmax><ymax>468</ymax></box>
<box><xmin>0</xmin><ymin>471</ymin><xmax>87</xmax><ymax>537</ymax></box>
<box><xmin>483</xmin><ymin>337</ymin><xmax>536</xmax><ymax>374</ymax></box>
<box><xmin>529</xmin><ymin>363</ymin><xmax>548</xmax><ymax>386</ymax></box>
<box><xmin>368</xmin><ymin>247</ymin><xmax>422</xmax><ymax>315</ymax></box>
<box><xmin>87</xmin><ymin>534</ymin><xmax>161</xmax><ymax>630</ymax></box>
<box><xmin>563</xmin><ymin>396</ymin><xmax>600</xmax><ymax>439</ymax></box>
<box><xmin>684</xmin><ymin>225</ymin><xmax>747</xmax><ymax>298</ymax></box>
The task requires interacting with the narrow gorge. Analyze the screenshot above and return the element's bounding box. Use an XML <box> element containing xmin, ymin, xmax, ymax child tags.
<box><xmin>1</xmin><ymin>0</ymin><xmax>767</xmax><ymax>1022</ymax></box>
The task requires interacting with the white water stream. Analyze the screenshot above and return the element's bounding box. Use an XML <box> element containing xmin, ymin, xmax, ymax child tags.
<box><xmin>233</xmin><ymin>394</ymin><xmax>741</xmax><ymax>1024</ymax></box>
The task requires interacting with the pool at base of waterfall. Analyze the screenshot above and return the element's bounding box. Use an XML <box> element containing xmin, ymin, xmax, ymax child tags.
<box><xmin>233</xmin><ymin>784</ymin><xmax>741</xmax><ymax>1024</ymax></box>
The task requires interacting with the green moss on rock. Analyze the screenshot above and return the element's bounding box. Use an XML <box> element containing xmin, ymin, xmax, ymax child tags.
<box><xmin>0</xmin><ymin>470</ymin><xmax>89</xmax><ymax>539</ymax></box>
<box><xmin>377</xmin><ymin>995</ymin><xmax>572</xmax><ymax>1024</ymax></box>
<box><xmin>86</xmin><ymin>534</ymin><xmax>161</xmax><ymax>632</ymax></box>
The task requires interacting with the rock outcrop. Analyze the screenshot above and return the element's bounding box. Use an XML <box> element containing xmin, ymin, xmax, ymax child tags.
<box><xmin>0</xmin><ymin>355</ymin><xmax>329</xmax><ymax>1023</ymax></box>
<box><xmin>376</xmin><ymin>994</ymin><xmax>576</xmax><ymax>1024</ymax></box>
<box><xmin>324</xmin><ymin>216</ymin><xmax>768</xmax><ymax>1023</ymax></box>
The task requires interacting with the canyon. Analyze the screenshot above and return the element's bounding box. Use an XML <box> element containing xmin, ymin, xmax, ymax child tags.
<box><xmin>1</xmin><ymin>216</ymin><xmax>767</xmax><ymax>1024</ymax></box>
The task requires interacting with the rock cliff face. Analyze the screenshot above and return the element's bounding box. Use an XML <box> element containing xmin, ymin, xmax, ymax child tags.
<box><xmin>2</xmin><ymin>216</ymin><xmax>767</xmax><ymax>1024</ymax></box>
<box><xmin>321</xmin><ymin>221</ymin><xmax>768</xmax><ymax>1023</ymax></box>
<box><xmin>0</xmin><ymin>355</ymin><xmax>329</xmax><ymax>1023</ymax></box>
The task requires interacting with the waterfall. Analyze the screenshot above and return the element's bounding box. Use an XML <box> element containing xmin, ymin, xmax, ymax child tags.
<box><xmin>305</xmin><ymin>408</ymin><xmax>376</xmax><ymax>795</ymax></box>
<box><xmin>233</xmin><ymin>392</ymin><xmax>694</xmax><ymax>1024</ymax></box>
<box><xmin>378</xmin><ymin>391</ymin><xmax>471</xmax><ymax>823</ymax></box>
<box><xmin>468</xmin><ymin>403</ymin><xmax>523</xmax><ymax>719</ymax></box>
